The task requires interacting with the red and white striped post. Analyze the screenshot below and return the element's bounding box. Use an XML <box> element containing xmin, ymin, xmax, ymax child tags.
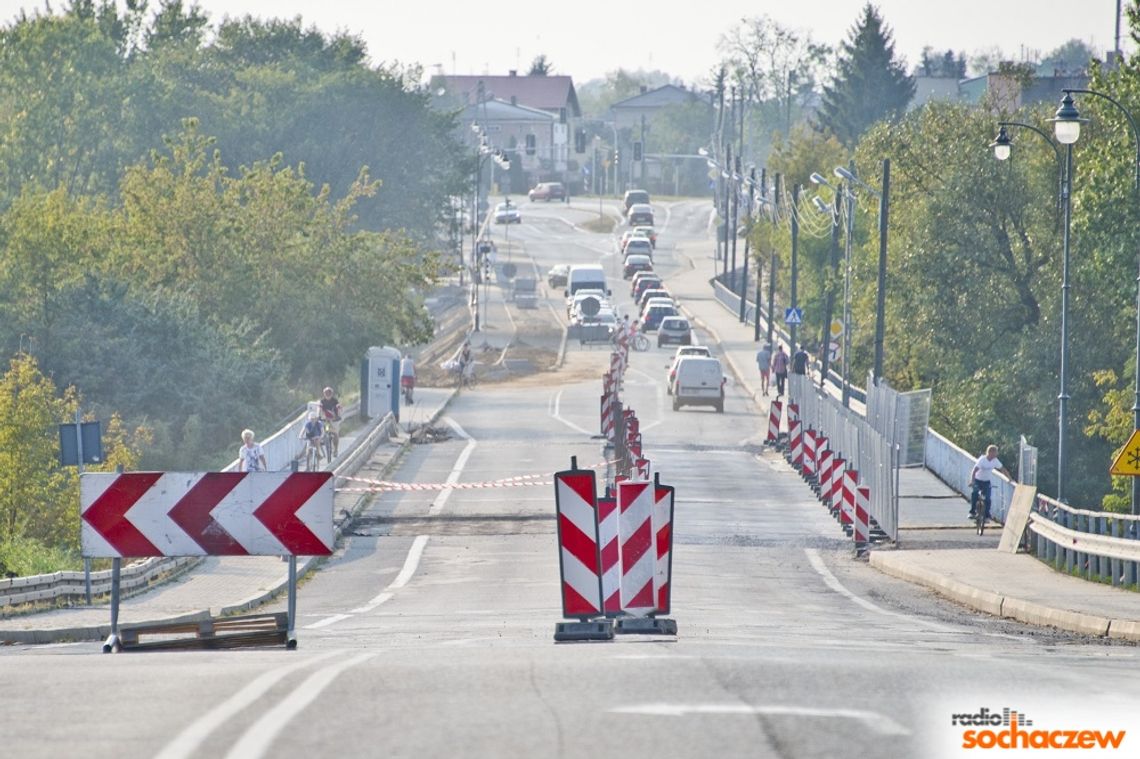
<box><xmin>597</xmin><ymin>492</ymin><xmax>621</xmax><ymax>615</ymax></box>
<box><xmin>636</xmin><ymin>457</ymin><xmax>651</xmax><ymax>479</ymax></box>
<box><xmin>803</xmin><ymin>429</ymin><xmax>817</xmax><ymax>478</ymax></box>
<box><xmin>766</xmin><ymin>399</ymin><xmax>783</xmax><ymax>444</ymax></box>
<box><xmin>652</xmin><ymin>476</ymin><xmax>675</xmax><ymax>616</ymax></box>
<box><xmin>854</xmin><ymin>485</ymin><xmax>871</xmax><ymax>552</ymax></box>
<box><xmin>553</xmin><ymin>459</ymin><xmax>613</xmax><ymax>640</ymax></box>
<box><xmin>788</xmin><ymin>402</ymin><xmax>800</xmax><ymax>426</ymax></box>
<box><xmin>841</xmin><ymin>469</ymin><xmax>858</xmax><ymax>531</ymax></box>
<box><xmin>829</xmin><ymin>457</ymin><xmax>846</xmax><ymax>514</ymax></box>
<box><xmin>617</xmin><ymin>480</ymin><xmax>656</xmax><ymax>615</ymax></box>
<box><xmin>816</xmin><ymin>444</ymin><xmax>833</xmax><ymax>497</ymax></box>
<box><xmin>788</xmin><ymin>418</ymin><xmax>803</xmax><ymax>470</ymax></box>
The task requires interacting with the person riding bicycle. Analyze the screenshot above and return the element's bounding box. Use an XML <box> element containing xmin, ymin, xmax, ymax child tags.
<box><xmin>969</xmin><ymin>444</ymin><xmax>1010</xmax><ymax>523</ymax></box>
<box><xmin>319</xmin><ymin>387</ymin><xmax>342</xmax><ymax>457</ymax></box>
<box><xmin>299</xmin><ymin>413</ymin><xmax>324</xmax><ymax>465</ymax></box>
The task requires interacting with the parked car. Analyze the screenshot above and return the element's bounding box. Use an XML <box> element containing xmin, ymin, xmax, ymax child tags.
<box><xmin>657</xmin><ymin>316</ymin><xmax>692</xmax><ymax>347</ymax></box>
<box><xmin>672</xmin><ymin>356</ymin><xmax>725</xmax><ymax>412</ymax></box>
<box><xmin>641</xmin><ymin>302</ymin><xmax>678</xmax><ymax>332</ymax></box>
<box><xmin>547</xmin><ymin>264</ymin><xmax>570</xmax><ymax>288</ymax></box>
<box><xmin>494</xmin><ymin>201</ymin><xmax>521</xmax><ymax>224</ymax></box>
<box><xmin>623</xmin><ymin>238</ymin><xmax>654</xmax><ymax>261</ymax></box>
<box><xmin>528</xmin><ymin>182</ymin><xmax>566</xmax><ymax>201</ymax></box>
<box><xmin>666</xmin><ymin>345</ymin><xmax>712</xmax><ymax>393</ymax></box>
<box><xmin>623</xmin><ymin>189</ymin><xmax>650</xmax><ymax>212</ymax></box>
<box><xmin>627</xmin><ymin>203</ymin><xmax>654</xmax><ymax>226</ymax></box>
<box><xmin>623</xmin><ymin>254</ymin><xmax>653</xmax><ymax>279</ymax></box>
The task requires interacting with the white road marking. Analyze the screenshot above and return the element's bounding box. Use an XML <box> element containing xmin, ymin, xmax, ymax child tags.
<box><xmin>550</xmin><ymin>389</ymin><xmax>595</xmax><ymax>436</ymax></box>
<box><xmin>304</xmin><ymin>613</ymin><xmax>351</xmax><ymax>629</ymax></box>
<box><xmin>609</xmin><ymin>703</ymin><xmax>910</xmax><ymax>736</ymax></box>
<box><xmin>389</xmin><ymin>534</ymin><xmax>429</xmax><ymax>589</ymax></box>
<box><xmin>429</xmin><ymin>418</ymin><xmax>476</xmax><ymax>516</ymax></box>
<box><xmin>153</xmin><ymin>650</ymin><xmax>343</xmax><ymax>759</ymax></box>
<box><xmin>224</xmin><ymin>653</ymin><xmax>377</xmax><ymax>759</ymax></box>
<box><xmin>804</xmin><ymin>548</ymin><xmax>957</xmax><ymax>633</ymax></box>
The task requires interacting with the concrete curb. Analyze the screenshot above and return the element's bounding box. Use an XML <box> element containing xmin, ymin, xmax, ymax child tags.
<box><xmin>868</xmin><ymin>551</ymin><xmax>1138</xmax><ymax>640</ymax></box>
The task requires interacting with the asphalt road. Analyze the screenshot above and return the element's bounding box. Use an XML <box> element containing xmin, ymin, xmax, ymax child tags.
<box><xmin>4</xmin><ymin>198</ymin><xmax>1139</xmax><ymax>759</ymax></box>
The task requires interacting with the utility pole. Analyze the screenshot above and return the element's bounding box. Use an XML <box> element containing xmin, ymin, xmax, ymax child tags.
<box><xmin>722</xmin><ymin>142</ymin><xmax>732</xmax><ymax>281</ymax></box>
<box><xmin>872</xmin><ymin>159</ymin><xmax>890</xmax><ymax>382</ymax></box>
<box><xmin>819</xmin><ymin>184</ymin><xmax>841</xmax><ymax>388</ymax></box>
<box><xmin>767</xmin><ymin>173</ymin><xmax>780</xmax><ymax>348</ymax></box>
<box><xmin>729</xmin><ymin>155</ymin><xmax>739</xmax><ymax>287</ymax></box>
<box><xmin>640</xmin><ymin>113</ymin><xmax>647</xmax><ymax>188</ymax></box>
<box><xmin>740</xmin><ymin>166</ymin><xmax>754</xmax><ymax>323</ymax></box>
<box><xmin>753</xmin><ymin>168</ymin><xmax>766</xmax><ymax>341</ymax></box>
<box><xmin>790</xmin><ymin>183</ymin><xmax>800</xmax><ymax>353</ymax></box>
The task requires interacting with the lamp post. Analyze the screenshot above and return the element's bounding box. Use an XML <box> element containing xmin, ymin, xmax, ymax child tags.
<box><xmin>1051</xmin><ymin>88</ymin><xmax>1140</xmax><ymax>513</ymax></box>
<box><xmin>990</xmin><ymin>118</ymin><xmax>1070</xmax><ymax>501</ymax></box>
<box><xmin>835</xmin><ymin>162</ymin><xmax>890</xmax><ymax>384</ymax></box>
<box><xmin>810</xmin><ymin>174</ymin><xmax>843</xmax><ymax>392</ymax></box>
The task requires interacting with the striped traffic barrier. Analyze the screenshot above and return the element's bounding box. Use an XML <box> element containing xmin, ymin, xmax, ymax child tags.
<box><xmin>636</xmin><ymin>457</ymin><xmax>651</xmax><ymax>480</ymax></box>
<box><xmin>816</xmin><ymin>446</ymin><xmax>833</xmax><ymax>498</ymax></box>
<box><xmin>854</xmin><ymin>485</ymin><xmax>871</xmax><ymax>552</ymax></box>
<box><xmin>803</xmin><ymin>429</ymin><xmax>817</xmax><ymax>478</ymax></box>
<box><xmin>552</xmin><ymin>459</ymin><xmax>613</xmax><ymax>641</ymax></box>
<box><xmin>652</xmin><ymin>475</ymin><xmax>675</xmax><ymax>617</ymax></box>
<box><xmin>788</xmin><ymin>402</ymin><xmax>800</xmax><ymax>426</ymax></box>
<box><xmin>617</xmin><ymin>480</ymin><xmax>656</xmax><ymax>615</ymax></box>
<box><xmin>788</xmin><ymin>418</ymin><xmax>803</xmax><ymax>470</ymax></box>
<box><xmin>841</xmin><ymin>469</ymin><xmax>858</xmax><ymax>534</ymax></box>
<box><xmin>829</xmin><ymin>458</ymin><xmax>846</xmax><ymax>514</ymax></box>
<box><xmin>597</xmin><ymin>493</ymin><xmax>621</xmax><ymax>615</ymax></box>
<box><xmin>766</xmin><ymin>399</ymin><xmax>783</xmax><ymax>444</ymax></box>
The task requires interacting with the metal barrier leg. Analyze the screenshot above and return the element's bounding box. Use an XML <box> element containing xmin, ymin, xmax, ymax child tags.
<box><xmin>84</xmin><ymin>557</ymin><xmax>92</xmax><ymax>606</ymax></box>
<box><xmin>286</xmin><ymin>556</ymin><xmax>298</xmax><ymax>650</ymax></box>
<box><xmin>102</xmin><ymin>558</ymin><xmax>122</xmax><ymax>653</ymax></box>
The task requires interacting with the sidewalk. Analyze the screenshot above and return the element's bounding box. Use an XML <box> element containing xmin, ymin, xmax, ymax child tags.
<box><xmin>0</xmin><ymin>387</ymin><xmax>455</xmax><ymax>645</ymax></box>
<box><xmin>667</xmin><ymin>241</ymin><xmax>1140</xmax><ymax>642</ymax></box>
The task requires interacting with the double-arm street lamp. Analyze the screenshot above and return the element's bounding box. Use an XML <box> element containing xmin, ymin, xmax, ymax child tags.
<box><xmin>470</xmin><ymin>122</ymin><xmax>511</xmax><ymax>332</ymax></box>
<box><xmin>1049</xmin><ymin>88</ymin><xmax>1140</xmax><ymax>514</ymax></box>
<box><xmin>990</xmin><ymin>119</ymin><xmax>1071</xmax><ymax>501</ymax></box>
<box><xmin>811</xmin><ymin>170</ymin><xmax>856</xmax><ymax>406</ymax></box>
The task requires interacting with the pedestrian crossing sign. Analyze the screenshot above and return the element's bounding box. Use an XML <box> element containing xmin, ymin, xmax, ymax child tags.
<box><xmin>784</xmin><ymin>308</ymin><xmax>803</xmax><ymax>325</ymax></box>
<box><xmin>1109</xmin><ymin>429</ymin><xmax>1140</xmax><ymax>476</ymax></box>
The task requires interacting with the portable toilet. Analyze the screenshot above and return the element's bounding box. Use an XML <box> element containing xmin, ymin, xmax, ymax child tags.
<box><xmin>361</xmin><ymin>346</ymin><xmax>401</xmax><ymax>421</ymax></box>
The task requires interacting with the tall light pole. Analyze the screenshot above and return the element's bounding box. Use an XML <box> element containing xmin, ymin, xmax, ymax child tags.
<box><xmin>811</xmin><ymin>176</ymin><xmax>842</xmax><ymax>390</ymax></box>
<box><xmin>789</xmin><ymin>183</ymin><xmax>800</xmax><ymax>353</ymax></box>
<box><xmin>1052</xmin><ymin>88</ymin><xmax>1140</xmax><ymax>512</ymax></box>
<box><xmin>740</xmin><ymin>166</ymin><xmax>755</xmax><ymax>323</ymax></box>
<box><xmin>991</xmin><ymin>118</ymin><xmax>1068</xmax><ymax>501</ymax></box>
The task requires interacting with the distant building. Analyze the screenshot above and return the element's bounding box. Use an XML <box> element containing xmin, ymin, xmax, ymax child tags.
<box><xmin>907</xmin><ymin>67</ymin><xmax>1090</xmax><ymax>112</ymax></box>
<box><xmin>608</xmin><ymin>84</ymin><xmax>711</xmax><ymax>193</ymax></box>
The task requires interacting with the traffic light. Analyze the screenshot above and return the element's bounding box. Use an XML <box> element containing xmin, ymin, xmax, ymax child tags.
<box><xmin>633</xmin><ymin>141</ymin><xmax>643</xmax><ymax>162</ymax></box>
<box><xmin>575</xmin><ymin>129</ymin><xmax>586</xmax><ymax>154</ymax></box>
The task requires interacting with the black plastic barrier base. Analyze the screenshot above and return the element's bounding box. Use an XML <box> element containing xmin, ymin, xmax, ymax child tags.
<box><xmin>614</xmin><ymin>617</ymin><xmax>678</xmax><ymax>636</ymax></box>
<box><xmin>554</xmin><ymin>620</ymin><xmax>614</xmax><ymax>642</ymax></box>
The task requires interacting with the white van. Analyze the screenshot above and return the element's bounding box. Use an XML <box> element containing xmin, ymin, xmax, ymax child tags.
<box><xmin>672</xmin><ymin>356</ymin><xmax>725</xmax><ymax>413</ymax></box>
<box><xmin>565</xmin><ymin>264</ymin><xmax>610</xmax><ymax>297</ymax></box>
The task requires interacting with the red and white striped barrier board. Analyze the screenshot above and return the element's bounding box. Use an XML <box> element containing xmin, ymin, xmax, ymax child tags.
<box><xmin>841</xmin><ymin>469</ymin><xmax>858</xmax><ymax>527</ymax></box>
<box><xmin>553</xmin><ymin>466</ymin><xmax>603</xmax><ymax>619</ymax></box>
<box><xmin>854</xmin><ymin>485</ymin><xmax>871</xmax><ymax>547</ymax></box>
<box><xmin>829</xmin><ymin>458</ymin><xmax>846</xmax><ymax>512</ymax></box>
<box><xmin>636</xmin><ymin>458</ymin><xmax>651</xmax><ymax>479</ymax></box>
<box><xmin>653</xmin><ymin>478</ymin><xmax>675</xmax><ymax>615</ymax></box>
<box><xmin>817</xmin><ymin>446</ymin><xmax>833</xmax><ymax>492</ymax></box>
<box><xmin>611</xmin><ymin>351</ymin><xmax>623</xmax><ymax>379</ymax></box>
<box><xmin>788</xmin><ymin>402</ymin><xmax>800</xmax><ymax>425</ymax></box>
<box><xmin>803</xmin><ymin>429</ymin><xmax>817</xmax><ymax>477</ymax></box>
<box><xmin>788</xmin><ymin>418</ymin><xmax>803</xmax><ymax>469</ymax></box>
<box><xmin>80</xmin><ymin>471</ymin><xmax>334</xmax><ymax>558</ymax></box>
<box><xmin>629</xmin><ymin>435</ymin><xmax>643</xmax><ymax>458</ymax></box>
<box><xmin>617</xmin><ymin>480</ymin><xmax>657</xmax><ymax>615</ymax></box>
<box><xmin>767</xmin><ymin>400</ymin><xmax>783</xmax><ymax>443</ymax></box>
<box><xmin>597</xmin><ymin>493</ymin><xmax>621</xmax><ymax>614</ymax></box>
<box><xmin>625</xmin><ymin>411</ymin><xmax>639</xmax><ymax>437</ymax></box>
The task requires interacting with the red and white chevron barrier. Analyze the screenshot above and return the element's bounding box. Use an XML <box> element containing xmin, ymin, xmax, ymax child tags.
<box><xmin>636</xmin><ymin>457</ymin><xmax>651</xmax><ymax>479</ymax></box>
<box><xmin>803</xmin><ymin>429</ymin><xmax>817</xmax><ymax>477</ymax></box>
<box><xmin>553</xmin><ymin>466</ymin><xmax>603</xmax><ymax>619</ymax></box>
<box><xmin>653</xmin><ymin>478</ymin><xmax>675</xmax><ymax>615</ymax></box>
<box><xmin>854</xmin><ymin>485</ymin><xmax>871</xmax><ymax>549</ymax></box>
<box><xmin>788</xmin><ymin>418</ymin><xmax>803</xmax><ymax>469</ymax></box>
<box><xmin>81</xmin><ymin>471</ymin><xmax>334</xmax><ymax>558</ymax></box>
<box><xmin>817</xmin><ymin>445</ymin><xmax>833</xmax><ymax>494</ymax></box>
<box><xmin>766</xmin><ymin>399</ymin><xmax>783</xmax><ymax>444</ymax></box>
<box><xmin>597</xmin><ymin>492</ymin><xmax>621</xmax><ymax>614</ymax></box>
<box><xmin>829</xmin><ymin>457</ymin><xmax>846</xmax><ymax>513</ymax></box>
<box><xmin>841</xmin><ymin>469</ymin><xmax>858</xmax><ymax>528</ymax></box>
<box><xmin>617</xmin><ymin>480</ymin><xmax>656</xmax><ymax>615</ymax></box>
<box><xmin>788</xmin><ymin>402</ymin><xmax>800</xmax><ymax>426</ymax></box>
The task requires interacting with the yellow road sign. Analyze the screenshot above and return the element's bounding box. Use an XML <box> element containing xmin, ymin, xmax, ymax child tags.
<box><xmin>1109</xmin><ymin>429</ymin><xmax>1140</xmax><ymax>476</ymax></box>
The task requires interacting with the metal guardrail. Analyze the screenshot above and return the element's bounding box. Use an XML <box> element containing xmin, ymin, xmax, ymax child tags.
<box><xmin>1028</xmin><ymin>493</ymin><xmax>1140</xmax><ymax>588</ymax></box>
<box><xmin>0</xmin><ymin>557</ymin><xmax>199</xmax><ymax>609</ymax></box>
<box><xmin>790</xmin><ymin>374</ymin><xmax>898</xmax><ymax>540</ymax></box>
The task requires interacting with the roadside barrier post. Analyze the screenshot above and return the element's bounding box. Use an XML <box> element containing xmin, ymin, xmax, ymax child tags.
<box><xmin>788</xmin><ymin>418</ymin><xmax>803</xmax><ymax>470</ymax></box>
<box><xmin>614</xmin><ymin>478</ymin><xmax>676</xmax><ymax>635</ymax></box>
<box><xmin>841</xmin><ymin>469</ymin><xmax>858</xmax><ymax>534</ymax></box>
<box><xmin>767</xmin><ymin>400</ymin><xmax>783</xmax><ymax>445</ymax></box>
<box><xmin>816</xmin><ymin>443</ymin><xmax>832</xmax><ymax>497</ymax></box>
<box><xmin>803</xmin><ymin>429</ymin><xmax>817</xmax><ymax>479</ymax></box>
<box><xmin>829</xmin><ymin>458</ymin><xmax>846</xmax><ymax>515</ymax></box>
<box><xmin>597</xmin><ymin>491</ymin><xmax>621</xmax><ymax>614</ymax></box>
<box><xmin>553</xmin><ymin>457</ymin><xmax>614</xmax><ymax>641</ymax></box>
<box><xmin>854</xmin><ymin>485</ymin><xmax>871</xmax><ymax>554</ymax></box>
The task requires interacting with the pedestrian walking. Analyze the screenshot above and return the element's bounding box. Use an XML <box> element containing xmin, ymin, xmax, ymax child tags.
<box><xmin>968</xmin><ymin>445</ymin><xmax>1011</xmax><ymax>521</ymax></box>
<box><xmin>792</xmin><ymin>344</ymin><xmax>809</xmax><ymax>376</ymax></box>
<box><xmin>238</xmin><ymin>429</ymin><xmax>268</xmax><ymax>472</ymax></box>
<box><xmin>756</xmin><ymin>343</ymin><xmax>773</xmax><ymax>395</ymax></box>
<box><xmin>771</xmin><ymin>345</ymin><xmax>789</xmax><ymax>396</ymax></box>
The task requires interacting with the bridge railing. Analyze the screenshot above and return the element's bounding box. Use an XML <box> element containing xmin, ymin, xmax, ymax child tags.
<box><xmin>1028</xmin><ymin>494</ymin><xmax>1140</xmax><ymax>588</ymax></box>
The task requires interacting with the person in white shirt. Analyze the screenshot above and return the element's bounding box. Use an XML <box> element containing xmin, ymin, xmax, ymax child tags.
<box><xmin>238</xmin><ymin>429</ymin><xmax>268</xmax><ymax>472</ymax></box>
<box><xmin>969</xmin><ymin>445</ymin><xmax>1010</xmax><ymax>521</ymax></box>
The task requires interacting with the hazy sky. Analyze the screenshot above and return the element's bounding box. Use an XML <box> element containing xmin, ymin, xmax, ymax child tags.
<box><xmin>0</xmin><ymin>0</ymin><xmax>1130</xmax><ymax>85</ymax></box>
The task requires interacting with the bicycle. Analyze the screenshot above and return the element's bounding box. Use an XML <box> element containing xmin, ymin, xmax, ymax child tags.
<box><xmin>322</xmin><ymin>417</ymin><xmax>337</xmax><ymax>462</ymax></box>
<box><xmin>970</xmin><ymin>479</ymin><xmax>990</xmax><ymax>536</ymax></box>
<box><xmin>304</xmin><ymin>435</ymin><xmax>323</xmax><ymax>471</ymax></box>
<box><xmin>632</xmin><ymin>333</ymin><xmax>649</xmax><ymax>352</ymax></box>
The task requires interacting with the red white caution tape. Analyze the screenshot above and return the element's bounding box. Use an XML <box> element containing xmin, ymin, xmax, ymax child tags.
<box><xmin>336</xmin><ymin>459</ymin><xmax>615</xmax><ymax>494</ymax></box>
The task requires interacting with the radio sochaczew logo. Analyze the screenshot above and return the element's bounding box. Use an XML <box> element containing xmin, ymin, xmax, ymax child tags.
<box><xmin>952</xmin><ymin>706</ymin><xmax>1126</xmax><ymax>751</ymax></box>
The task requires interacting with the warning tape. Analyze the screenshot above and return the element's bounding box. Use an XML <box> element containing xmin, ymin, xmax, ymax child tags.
<box><xmin>336</xmin><ymin>459</ymin><xmax>615</xmax><ymax>494</ymax></box>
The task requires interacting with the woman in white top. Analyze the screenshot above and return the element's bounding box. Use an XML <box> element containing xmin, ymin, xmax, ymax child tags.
<box><xmin>238</xmin><ymin>429</ymin><xmax>269</xmax><ymax>472</ymax></box>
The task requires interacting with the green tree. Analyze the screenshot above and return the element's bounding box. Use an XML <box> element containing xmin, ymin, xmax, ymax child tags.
<box><xmin>528</xmin><ymin>54</ymin><xmax>553</xmax><ymax>76</ymax></box>
<box><xmin>1041</xmin><ymin>38</ymin><xmax>1098</xmax><ymax>74</ymax></box>
<box><xmin>816</xmin><ymin>3</ymin><xmax>915</xmax><ymax>146</ymax></box>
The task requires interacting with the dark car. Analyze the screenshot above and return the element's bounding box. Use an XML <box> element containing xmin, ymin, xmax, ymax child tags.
<box><xmin>632</xmin><ymin>275</ymin><xmax>663</xmax><ymax>299</ymax></box>
<box><xmin>528</xmin><ymin>182</ymin><xmax>566</xmax><ymax>201</ymax></box>
<box><xmin>623</xmin><ymin>189</ymin><xmax>650</xmax><ymax>212</ymax></box>
<box><xmin>623</xmin><ymin>254</ymin><xmax>653</xmax><ymax>279</ymax></box>
<box><xmin>547</xmin><ymin>264</ymin><xmax>570</xmax><ymax>288</ymax></box>
<box><xmin>627</xmin><ymin>203</ymin><xmax>654</xmax><ymax>226</ymax></box>
<box><xmin>641</xmin><ymin>303</ymin><xmax>678</xmax><ymax>332</ymax></box>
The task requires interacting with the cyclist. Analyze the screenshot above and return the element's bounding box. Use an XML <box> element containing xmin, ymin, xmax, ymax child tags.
<box><xmin>969</xmin><ymin>445</ymin><xmax>1010</xmax><ymax>523</ymax></box>
<box><xmin>319</xmin><ymin>387</ymin><xmax>342</xmax><ymax>457</ymax></box>
<box><xmin>299</xmin><ymin>413</ymin><xmax>324</xmax><ymax>470</ymax></box>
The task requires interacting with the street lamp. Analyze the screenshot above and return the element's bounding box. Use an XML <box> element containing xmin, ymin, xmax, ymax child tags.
<box><xmin>990</xmin><ymin>119</ymin><xmax>1069</xmax><ymax>501</ymax></box>
<box><xmin>810</xmin><ymin>172</ymin><xmax>851</xmax><ymax>399</ymax></box>
<box><xmin>1051</xmin><ymin>88</ymin><xmax>1140</xmax><ymax>515</ymax></box>
<box><xmin>835</xmin><ymin>162</ymin><xmax>890</xmax><ymax>385</ymax></box>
